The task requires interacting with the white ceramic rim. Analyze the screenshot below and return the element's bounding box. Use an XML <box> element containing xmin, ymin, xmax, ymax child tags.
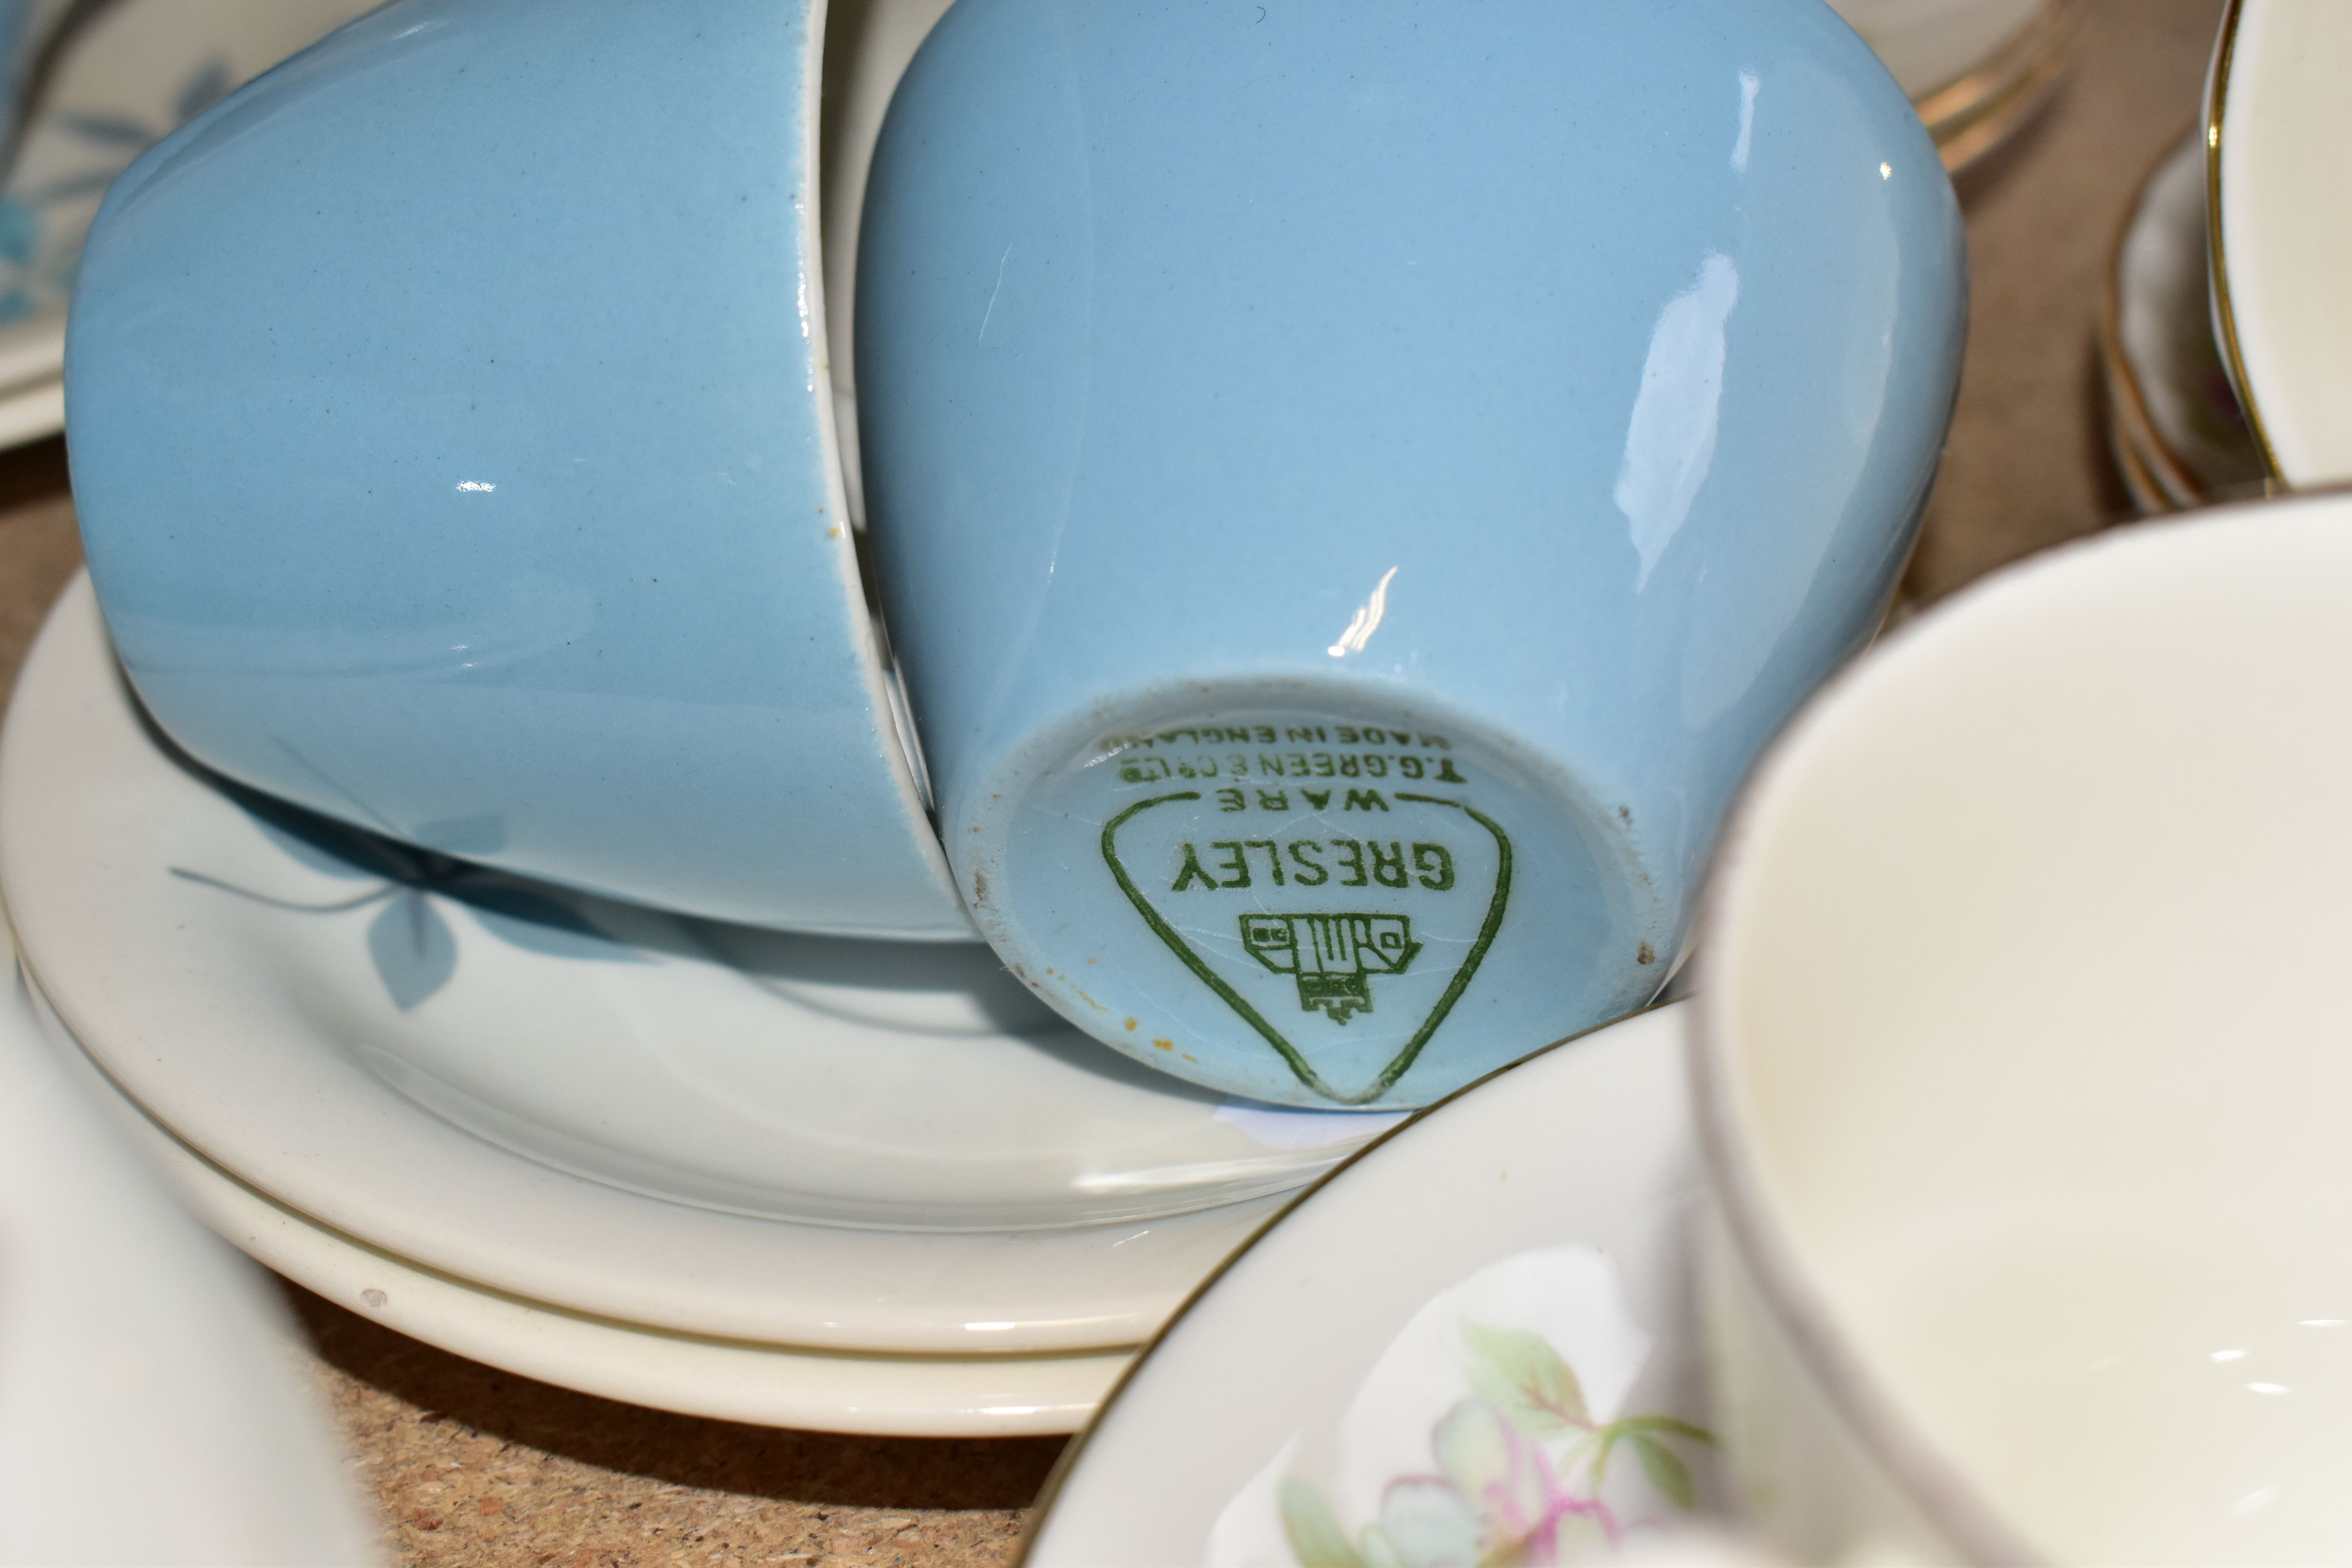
<box><xmin>0</xmin><ymin>310</ymin><xmax>62</xmax><ymax>447</ymax></box>
<box><xmin>797</xmin><ymin>0</ymin><xmax>965</xmax><ymax>922</ymax></box>
<box><xmin>961</xmin><ymin>676</ymin><xmax>1675</xmax><ymax>1112</ymax></box>
<box><xmin>1016</xmin><ymin>998</ymin><xmax>1688</xmax><ymax>1564</ymax></box>
<box><xmin>29</xmin><ymin>971</ymin><xmax>1129</xmax><ymax>1437</ymax></box>
<box><xmin>2205</xmin><ymin>0</ymin><xmax>2275</xmax><ymax>479</ymax></box>
<box><xmin>0</xmin><ymin>363</ymin><xmax>60</xmax><ymax>447</ymax></box>
<box><xmin>0</xmin><ymin>574</ymin><xmax>1295</xmax><ymax>1357</ymax></box>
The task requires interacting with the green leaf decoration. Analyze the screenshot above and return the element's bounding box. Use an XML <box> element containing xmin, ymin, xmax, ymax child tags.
<box><xmin>1590</xmin><ymin>1424</ymin><xmax>1626</xmax><ymax>1489</ymax></box>
<box><xmin>1628</xmin><ymin>1432</ymin><xmax>1697</xmax><ymax>1510</ymax></box>
<box><xmin>1279</xmin><ymin>1477</ymin><xmax>1367</xmax><ymax>1568</ymax></box>
<box><xmin>1461</xmin><ymin>1321</ymin><xmax>1589</xmax><ymax>1433</ymax></box>
<box><xmin>1432</xmin><ymin>1397</ymin><xmax>1519</xmax><ymax>1504</ymax></box>
<box><xmin>1368</xmin><ymin>1478</ymin><xmax>1478</xmax><ymax>1568</ymax></box>
<box><xmin>1622</xmin><ymin>1415</ymin><xmax>1714</xmax><ymax>1445</ymax></box>
<box><xmin>1591</xmin><ymin>1415</ymin><xmax>1711</xmax><ymax>1497</ymax></box>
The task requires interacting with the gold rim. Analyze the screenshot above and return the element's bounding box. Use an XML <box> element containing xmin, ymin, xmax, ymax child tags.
<box><xmin>2101</xmin><ymin>338</ymin><xmax>2183</xmax><ymax>508</ymax></box>
<box><xmin>2098</xmin><ymin>125</ymin><xmax>2211</xmax><ymax>512</ymax></box>
<box><xmin>1920</xmin><ymin>0</ymin><xmax>2084</xmax><ymax>174</ymax></box>
<box><xmin>2107</xmin><ymin>396</ymin><xmax>2180</xmax><ymax>515</ymax></box>
<box><xmin>1011</xmin><ymin>998</ymin><xmax>1678</xmax><ymax>1566</ymax></box>
<box><xmin>2205</xmin><ymin>0</ymin><xmax>2287</xmax><ymax>481</ymax></box>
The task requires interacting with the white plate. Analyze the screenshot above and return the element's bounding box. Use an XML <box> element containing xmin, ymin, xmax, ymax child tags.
<box><xmin>2210</xmin><ymin>0</ymin><xmax>2352</xmax><ymax>487</ymax></box>
<box><xmin>29</xmin><ymin>973</ymin><xmax>1137</xmax><ymax>1437</ymax></box>
<box><xmin>0</xmin><ymin>576</ymin><xmax>1394</xmax><ymax>1370</ymax></box>
<box><xmin>0</xmin><ymin>906</ymin><xmax>377</xmax><ymax>1564</ymax></box>
<box><xmin>0</xmin><ymin>0</ymin><xmax>380</xmax><ymax>448</ymax></box>
<box><xmin>1025</xmin><ymin>1003</ymin><xmax>1717</xmax><ymax>1566</ymax></box>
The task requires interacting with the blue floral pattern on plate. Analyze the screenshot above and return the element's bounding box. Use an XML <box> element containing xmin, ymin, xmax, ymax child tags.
<box><xmin>0</xmin><ymin>54</ymin><xmax>231</xmax><ymax>323</ymax></box>
<box><xmin>174</xmin><ymin>776</ymin><xmax>647</xmax><ymax>1011</ymax></box>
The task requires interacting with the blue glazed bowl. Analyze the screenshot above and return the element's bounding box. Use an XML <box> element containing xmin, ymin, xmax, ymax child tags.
<box><xmin>857</xmin><ymin>0</ymin><xmax>1967</xmax><ymax>1105</ymax></box>
<box><xmin>65</xmin><ymin>0</ymin><xmax>973</xmax><ymax>940</ymax></box>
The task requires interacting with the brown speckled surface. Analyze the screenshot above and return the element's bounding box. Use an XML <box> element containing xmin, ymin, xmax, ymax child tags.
<box><xmin>1902</xmin><ymin>0</ymin><xmax>2225</xmax><ymax>602</ymax></box>
<box><xmin>286</xmin><ymin>1285</ymin><xmax>1061</xmax><ymax>1566</ymax></box>
<box><xmin>0</xmin><ymin>1</ymin><xmax>2226</xmax><ymax>1558</ymax></box>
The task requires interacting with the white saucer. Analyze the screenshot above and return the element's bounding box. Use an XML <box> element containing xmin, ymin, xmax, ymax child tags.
<box><xmin>28</xmin><ymin>974</ymin><xmax>1135</xmax><ymax>1437</ymax></box>
<box><xmin>0</xmin><ymin>576</ymin><xmax>1403</xmax><ymax>1427</ymax></box>
<box><xmin>1024</xmin><ymin>1003</ymin><xmax>1715</xmax><ymax>1564</ymax></box>
<box><xmin>0</xmin><ymin>0</ymin><xmax>380</xmax><ymax>448</ymax></box>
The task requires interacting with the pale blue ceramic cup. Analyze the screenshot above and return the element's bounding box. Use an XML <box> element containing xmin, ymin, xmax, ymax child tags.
<box><xmin>858</xmin><ymin>0</ymin><xmax>1967</xmax><ymax>1106</ymax></box>
<box><xmin>65</xmin><ymin>0</ymin><xmax>974</xmax><ymax>940</ymax></box>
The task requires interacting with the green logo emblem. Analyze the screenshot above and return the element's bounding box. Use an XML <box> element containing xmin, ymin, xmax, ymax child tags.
<box><xmin>1239</xmin><ymin>913</ymin><xmax>1422</xmax><ymax>1023</ymax></box>
<box><xmin>1101</xmin><ymin>788</ymin><xmax>1512</xmax><ymax>1105</ymax></box>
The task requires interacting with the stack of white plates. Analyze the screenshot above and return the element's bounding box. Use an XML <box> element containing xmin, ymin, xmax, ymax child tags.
<box><xmin>0</xmin><ymin>577</ymin><xmax>1408</xmax><ymax>1435</ymax></box>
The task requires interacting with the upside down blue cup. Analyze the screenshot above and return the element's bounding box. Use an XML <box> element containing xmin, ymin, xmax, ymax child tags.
<box><xmin>857</xmin><ymin>0</ymin><xmax>1967</xmax><ymax>1106</ymax></box>
<box><xmin>65</xmin><ymin>0</ymin><xmax>973</xmax><ymax>940</ymax></box>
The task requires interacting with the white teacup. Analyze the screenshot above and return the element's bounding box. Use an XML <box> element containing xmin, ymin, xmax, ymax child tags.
<box><xmin>1697</xmin><ymin>492</ymin><xmax>2352</xmax><ymax>1563</ymax></box>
